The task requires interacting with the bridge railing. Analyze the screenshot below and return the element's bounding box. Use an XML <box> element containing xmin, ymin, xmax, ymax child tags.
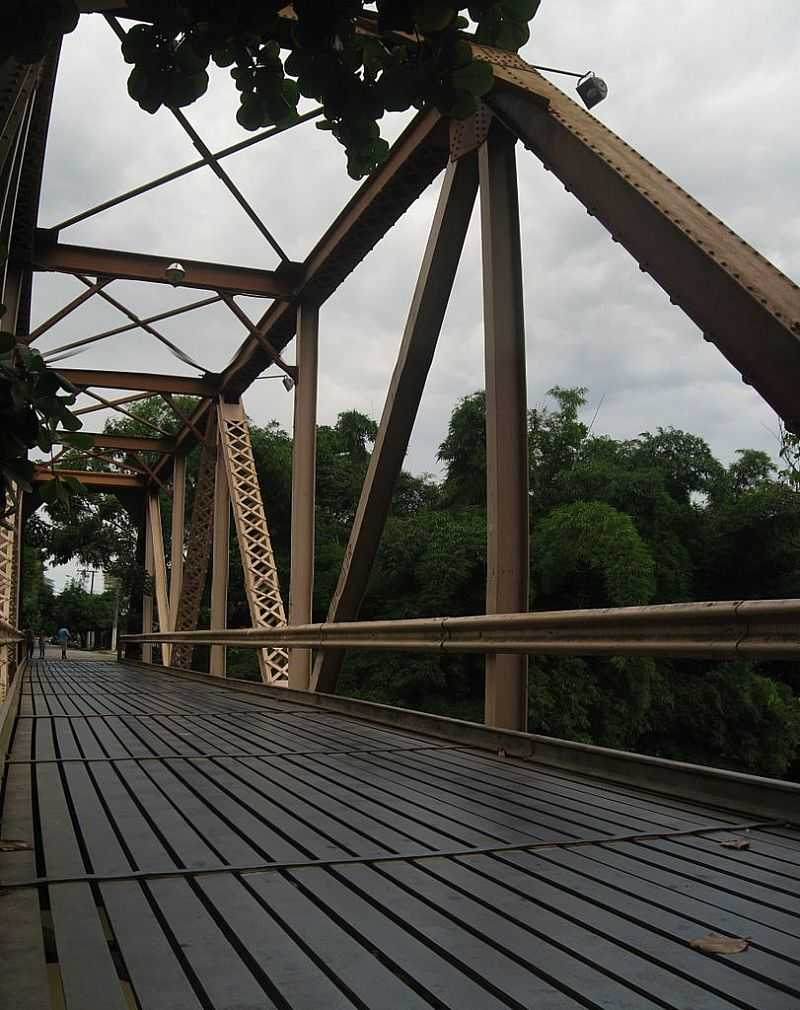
<box><xmin>120</xmin><ymin>597</ymin><xmax>800</xmax><ymax>664</ymax></box>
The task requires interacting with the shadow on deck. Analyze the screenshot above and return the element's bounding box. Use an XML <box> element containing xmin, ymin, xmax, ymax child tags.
<box><xmin>1</xmin><ymin>658</ymin><xmax>799</xmax><ymax>1009</ymax></box>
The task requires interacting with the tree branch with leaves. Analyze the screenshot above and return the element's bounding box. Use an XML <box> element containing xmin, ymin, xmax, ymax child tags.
<box><xmin>4</xmin><ymin>1</ymin><xmax>541</xmax><ymax>178</ymax></box>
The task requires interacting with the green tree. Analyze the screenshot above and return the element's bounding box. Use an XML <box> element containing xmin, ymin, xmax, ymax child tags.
<box><xmin>438</xmin><ymin>391</ymin><xmax>486</xmax><ymax>508</ymax></box>
<box><xmin>20</xmin><ymin>545</ymin><xmax>55</xmax><ymax>633</ymax></box>
<box><xmin>4</xmin><ymin>1</ymin><xmax>542</xmax><ymax>178</ymax></box>
<box><xmin>535</xmin><ymin>501</ymin><xmax>656</xmax><ymax>609</ymax></box>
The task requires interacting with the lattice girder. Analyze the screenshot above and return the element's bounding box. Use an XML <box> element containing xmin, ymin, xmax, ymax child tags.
<box><xmin>0</xmin><ymin>489</ymin><xmax>19</xmax><ymax>699</ymax></box>
<box><xmin>218</xmin><ymin>400</ymin><xmax>288</xmax><ymax>686</ymax></box>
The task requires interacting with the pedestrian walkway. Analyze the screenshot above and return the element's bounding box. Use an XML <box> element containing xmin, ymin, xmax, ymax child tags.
<box><xmin>2</xmin><ymin>658</ymin><xmax>799</xmax><ymax>1009</ymax></box>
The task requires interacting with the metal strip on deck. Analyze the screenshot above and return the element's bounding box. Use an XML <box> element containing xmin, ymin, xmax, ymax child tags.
<box><xmin>2</xmin><ymin>659</ymin><xmax>799</xmax><ymax>1009</ymax></box>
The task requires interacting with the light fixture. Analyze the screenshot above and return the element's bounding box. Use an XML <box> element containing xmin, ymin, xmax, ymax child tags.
<box><xmin>576</xmin><ymin>72</ymin><xmax>608</xmax><ymax>110</ymax></box>
<box><xmin>528</xmin><ymin>63</ymin><xmax>609</xmax><ymax>110</ymax></box>
<box><xmin>164</xmin><ymin>262</ymin><xmax>186</xmax><ymax>285</ymax></box>
<box><xmin>282</xmin><ymin>374</ymin><xmax>295</xmax><ymax>392</ymax></box>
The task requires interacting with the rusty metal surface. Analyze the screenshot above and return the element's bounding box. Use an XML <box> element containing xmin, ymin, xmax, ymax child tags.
<box><xmin>56</xmin><ymin>368</ymin><xmax>218</xmax><ymax>397</ymax></box>
<box><xmin>313</xmin><ymin>155</ymin><xmax>478</xmax><ymax>694</ymax></box>
<box><xmin>218</xmin><ymin>109</ymin><xmax>450</xmax><ymax>398</ymax></box>
<box><xmin>481</xmin><ymin>51</ymin><xmax>800</xmax><ymax>431</ymax></box>
<box><xmin>31</xmin><ymin>233</ymin><xmax>295</xmax><ymax>298</ymax></box>
<box><xmin>449</xmin><ymin>102</ymin><xmax>492</xmax><ymax>161</ymax></box>
<box><xmin>480</xmin><ymin>125</ymin><xmax>529</xmax><ymax>732</ymax></box>
<box><xmin>288</xmin><ymin>302</ymin><xmax>319</xmax><ymax>689</ymax></box>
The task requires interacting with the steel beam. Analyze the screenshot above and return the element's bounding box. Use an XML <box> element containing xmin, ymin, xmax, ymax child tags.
<box><xmin>289</xmin><ymin>303</ymin><xmax>319</xmax><ymax>689</ymax></box>
<box><xmin>53</xmin><ymin>431</ymin><xmax>175</xmax><ymax>453</ymax></box>
<box><xmin>151</xmin><ymin>108</ymin><xmax>449</xmax><ymax>483</ymax></box>
<box><xmin>312</xmin><ymin>154</ymin><xmax>478</xmax><ymax>694</ymax></box>
<box><xmin>147</xmin><ymin>492</ymin><xmax>172</xmax><ymax>666</ymax></box>
<box><xmin>480</xmin><ymin>125</ymin><xmax>529</xmax><ymax>733</ymax></box>
<box><xmin>169</xmin><ymin>453</ymin><xmax>186</xmax><ymax>627</ymax></box>
<box><xmin>52</xmin><ymin>109</ymin><xmax>323</xmax><ymax>233</ymax></box>
<box><xmin>210</xmin><ymin>435</ymin><xmax>230</xmax><ymax>677</ymax></box>
<box><xmin>142</xmin><ymin>500</ymin><xmax>154</xmax><ymax>665</ymax></box>
<box><xmin>57</xmin><ymin>368</ymin><xmax>217</xmax><ymax>397</ymax></box>
<box><xmin>32</xmin><ymin>467</ymin><xmax>145</xmax><ymax>490</ymax></box>
<box><xmin>44</xmin><ymin>294</ymin><xmax>220</xmax><ymax>360</ymax></box>
<box><xmin>218</xmin><ymin>108</ymin><xmax>450</xmax><ymax>397</ymax></box>
<box><xmin>31</xmin><ymin>233</ymin><xmax>296</xmax><ymax>299</ymax></box>
<box><xmin>484</xmin><ymin>60</ymin><xmax>800</xmax><ymax>432</ymax></box>
<box><xmin>218</xmin><ymin>400</ymin><xmax>288</xmax><ymax>685</ymax></box>
<box><xmin>27</xmin><ymin>277</ymin><xmax>113</xmax><ymax>343</ymax></box>
<box><xmin>72</xmin><ymin>392</ymin><xmax>153</xmax><ymax>417</ymax></box>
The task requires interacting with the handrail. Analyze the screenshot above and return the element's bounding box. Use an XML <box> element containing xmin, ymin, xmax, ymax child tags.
<box><xmin>121</xmin><ymin>598</ymin><xmax>800</xmax><ymax>659</ymax></box>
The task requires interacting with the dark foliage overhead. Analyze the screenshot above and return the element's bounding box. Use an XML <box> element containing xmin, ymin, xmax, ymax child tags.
<box><xmin>3</xmin><ymin>1</ymin><xmax>541</xmax><ymax>177</ymax></box>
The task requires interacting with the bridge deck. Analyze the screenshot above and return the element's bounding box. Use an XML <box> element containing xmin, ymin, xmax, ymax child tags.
<box><xmin>2</xmin><ymin>658</ymin><xmax>799</xmax><ymax>1009</ymax></box>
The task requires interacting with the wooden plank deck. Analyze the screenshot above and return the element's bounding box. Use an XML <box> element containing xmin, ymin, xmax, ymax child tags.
<box><xmin>2</xmin><ymin>657</ymin><xmax>799</xmax><ymax>1009</ymax></box>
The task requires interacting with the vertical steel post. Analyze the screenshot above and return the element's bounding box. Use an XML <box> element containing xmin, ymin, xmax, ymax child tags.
<box><xmin>147</xmin><ymin>491</ymin><xmax>171</xmax><ymax>666</ymax></box>
<box><xmin>289</xmin><ymin>302</ymin><xmax>319</xmax><ymax>689</ymax></box>
<box><xmin>169</xmin><ymin>452</ymin><xmax>186</xmax><ymax>627</ymax></box>
<box><xmin>142</xmin><ymin>499</ymin><xmax>154</xmax><ymax>665</ymax></box>
<box><xmin>210</xmin><ymin>436</ymin><xmax>230</xmax><ymax>676</ymax></box>
<box><xmin>479</xmin><ymin>126</ymin><xmax>529</xmax><ymax>732</ymax></box>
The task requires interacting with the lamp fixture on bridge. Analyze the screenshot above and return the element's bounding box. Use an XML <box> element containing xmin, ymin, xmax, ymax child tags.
<box><xmin>576</xmin><ymin>72</ymin><xmax>608</xmax><ymax>110</ymax></box>
<box><xmin>164</xmin><ymin>261</ymin><xmax>186</xmax><ymax>285</ymax></box>
<box><xmin>282</xmin><ymin>375</ymin><xmax>295</xmax><ymax>392</ymax></box>
<box><xmin>528</xmin><ymin>63</ymin><xmax>609</xmax><ymax>110</ymax></box>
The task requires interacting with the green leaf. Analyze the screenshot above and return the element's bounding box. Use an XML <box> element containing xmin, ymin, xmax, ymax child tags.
<box><xmin>62</xmin><ymin>475</ymin><xmax>87</xmax><ymax>496</ymax></box>
<box><xmin>0</xmin><ymin>331</ymin><xmax>16</xmax><ymax>353</ymax></box>
<box><xmin>236</xmin><ymin>95</ymin><xmax>265</xmax><ymax>130</ymax></box>
<box><xmin>61</xmin><ymin>432</ymin><xmax>94</xmax><ymax>451</ymax></box>
<box><xmin>59</xmin><ymin>412</ymin><xmax>83</xmax><ymax>432</ymax></box>
<box><xmin>451</xmin><ymin>58</ymin><xmax>494</xmax><ymax>97</ymax></box>
<box><xmin>38</xmin><ymin>479</ymin><xmax>60</xmax><ymax>504</ymax></box>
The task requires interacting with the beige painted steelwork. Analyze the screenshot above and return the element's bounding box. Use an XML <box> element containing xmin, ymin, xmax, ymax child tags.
<box><xmin>147</xmin><ymin>491</ymin><xmax>172</xmax><ymax>666</ymax></box>
<box><xmin>0</xmin><ymin>494</ymin><xmax>19</xmax><ymax>700</ymax></box>
<box><xmin>218</xmin><ymin>400</ymin><xmax>289</xmax><ymax>685</ymax></box>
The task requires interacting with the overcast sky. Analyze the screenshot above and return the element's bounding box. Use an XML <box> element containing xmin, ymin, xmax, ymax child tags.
<box><xmin>34</xmin><ymin>3</ymin><xmax>800</xmax><ymax>588</ymax></box>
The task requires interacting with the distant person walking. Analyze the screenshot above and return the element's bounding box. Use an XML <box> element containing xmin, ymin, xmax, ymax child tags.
<box><xmin>25</xmin><ymin>628</ymin><xmax>34</xmax><ymax>660</ymax></box>
<box><xmin>56</xmin><ymin>627</ymin><xmax>70</xmax><ymax>660</ymax></box>
<box><xmin>38</xmin><ymin>634</ymin><xmax>46</xmax><ymax>659</ymax></box>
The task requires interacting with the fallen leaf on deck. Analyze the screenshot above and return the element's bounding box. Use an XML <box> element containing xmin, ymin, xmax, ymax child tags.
<box><xmin>0</xmin><ymin>839</ymin><xmax>32</xmax><ymax>852</ymax></box>
<box><xmin>719</xmin><ymin>837</ymin><xmax>750</xmax><ymax>850</ymax></box>
<box><xmin>689</xmin><ymin>933</ymin><xmax>750</xmax><ymax>955</ymax></box>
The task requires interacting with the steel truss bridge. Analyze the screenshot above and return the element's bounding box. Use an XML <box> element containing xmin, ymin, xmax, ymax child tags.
<box><xmin>1</xmin><ymin>6</ymin><xmax>799</xmax><ymax>1008</ymax></box>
